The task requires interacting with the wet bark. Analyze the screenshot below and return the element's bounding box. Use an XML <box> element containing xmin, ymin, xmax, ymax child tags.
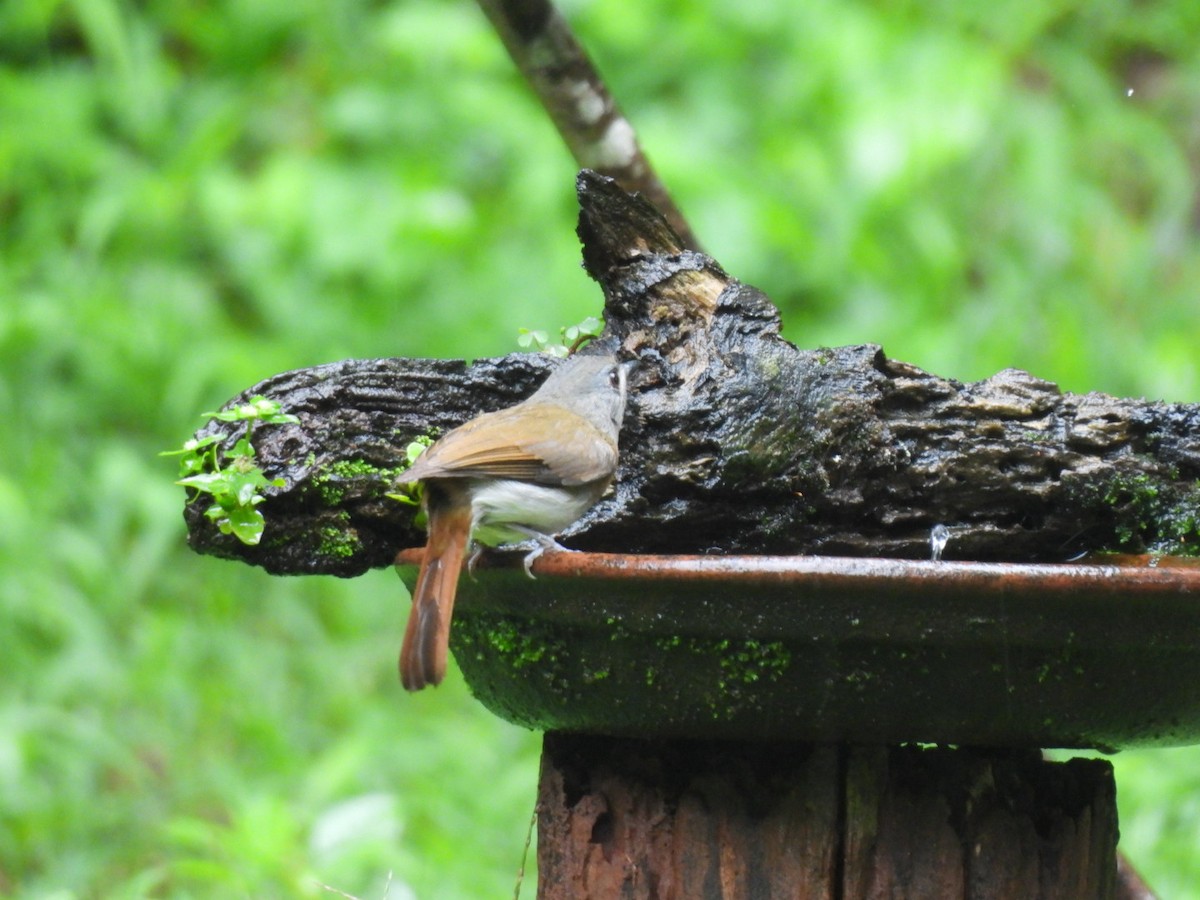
<box><xmin>535</xmin><ymin>735</ymin><xmax>1118</xmax><ymax>900</ymax></box>
<box><xmin>183</xmin><ymin>170</ymin><xmax>1200</xmax><ymax>575</ymax></box>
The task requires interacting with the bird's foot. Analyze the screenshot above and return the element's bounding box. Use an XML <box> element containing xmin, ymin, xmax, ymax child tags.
<box><xmin>466</xmin><ymin>543</ymin><xmax>485</xmax><ymax>579</ymax></box>
<box><xmin>510</xmin><ymin>529</ymin><xmax>571</xmax><ymax>579</ymax></box>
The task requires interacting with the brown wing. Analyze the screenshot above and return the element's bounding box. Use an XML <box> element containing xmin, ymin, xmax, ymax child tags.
<box><xmin>513</xmin><ymin>407</ymin><xmax>618</xmax><ymax>486</ymax></box>
<box><xmin>403</xmin><ymin>403</ymin><xmax>617</xmax><ymax>486</ymax></box>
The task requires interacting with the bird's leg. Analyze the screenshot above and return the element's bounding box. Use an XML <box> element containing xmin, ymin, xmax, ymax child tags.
<box><xmin>466</xmin><ymin>541</ymin><xmax>485</xmax><ymax>579</ymax></box>
<box><xmin>507</xmin><ymin>526</ymin><xmax>572</xmax><ymax>579</ymax></box>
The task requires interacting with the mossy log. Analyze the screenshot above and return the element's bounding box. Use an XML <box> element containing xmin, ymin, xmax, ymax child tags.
<box><xmin>183</xmin><ymin>170</ymin><xmax>1200</xmax><ymax>574</ymax></box>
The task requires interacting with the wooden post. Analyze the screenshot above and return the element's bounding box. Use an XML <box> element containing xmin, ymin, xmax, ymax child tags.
<box><xmin>536</xmin><ymin>736</ymin><xmax>1118</xmax><ymax>899</ymax></box>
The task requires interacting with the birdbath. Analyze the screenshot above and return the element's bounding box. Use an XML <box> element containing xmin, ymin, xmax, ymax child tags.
<box><xmin>183</xmin><ymin>174</ymin><xmax>1199</xmax><ymax>897</ymax></box>
<box><xmin>394</xmin><ymin>548</ymin><xmax>1197</xmax><ymax>897</ymax></box>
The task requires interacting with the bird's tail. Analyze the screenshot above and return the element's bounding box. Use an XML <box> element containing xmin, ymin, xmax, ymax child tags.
<box><xmin>400</xmin><ymin>488</ymin><xmax>471</xmax><ymax>691</ymax></box>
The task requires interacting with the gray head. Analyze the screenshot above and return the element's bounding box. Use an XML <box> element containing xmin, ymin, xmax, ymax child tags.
<box><xmin>530</xmin><ymin>352</ymin><xmax>633</xmax><ymax>434</ymax></box>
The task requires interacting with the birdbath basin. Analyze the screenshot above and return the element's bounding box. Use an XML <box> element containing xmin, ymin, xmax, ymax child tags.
<box><xmin>394</xmin><ymin>550</ymin><xmax>1200</xmax><ymax>749</ymax></box>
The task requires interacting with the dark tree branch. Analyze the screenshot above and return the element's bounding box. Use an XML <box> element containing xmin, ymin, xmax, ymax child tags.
<box><xmin>474</xmin><ymin>0</ymin><xmax>700</xmax><ymax>249</ymax></box>
<box><xmin>182</xmin><ymin>172</ymin><xmax>1200</xmax><ymax>576</ymax></box>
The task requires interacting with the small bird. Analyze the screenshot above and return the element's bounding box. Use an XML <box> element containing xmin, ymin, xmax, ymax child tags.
<box><xmin>398</xmin><ymin>352</ymin><xmax>632</xmax><ymax>691</ymax></box>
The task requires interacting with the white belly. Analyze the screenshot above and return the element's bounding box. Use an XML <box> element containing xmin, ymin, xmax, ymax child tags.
<box><xmin>468</xmin><ymin>478</ymin><xmax>601</xmax><ymax>547</ymax></box>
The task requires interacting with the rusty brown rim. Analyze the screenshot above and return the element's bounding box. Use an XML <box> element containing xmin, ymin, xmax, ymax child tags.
<box><xmin>394</xmin><ymin>548</ymin><xmax>1200</xmax><ymax>596</ymax></box>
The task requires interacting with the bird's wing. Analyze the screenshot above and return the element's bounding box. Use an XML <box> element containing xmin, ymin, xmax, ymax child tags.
<box><xmin>402</xmin><ymin>405</ymin><xmax>616</xmax><ymax>486</ymax></box>
<box><xmin>515</xmin><ymin>411</ymin><xmax>618</xmax><ymax>486</ymax></box>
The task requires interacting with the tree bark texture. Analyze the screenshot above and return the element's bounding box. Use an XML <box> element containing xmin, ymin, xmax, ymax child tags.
<box><xmin>535</xmin><ymin>735</ymin><xmax>1118</xmax><ymax>900</ymax></box>
<box><xmin>183</xmin><ymin>171</ymin><xmax>1200</xmax><ymax>574</ymax></box>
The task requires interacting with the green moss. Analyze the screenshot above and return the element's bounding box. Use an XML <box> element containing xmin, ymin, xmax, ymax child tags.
<box><xmin>476</xmin><ymin>618</ymin><xmax>557</xmax><ymax>670</ymax></box>
<box><xmin>1156</xmin><ymin>482</ymin><xmax>1200</xmax><ymax>556</ymax></box>
<box><xmin>719</xmin><ymin>639</ymin><xmax>792</xmax><ymax>686</ymax></box>
<box><xmin>1065</xmin><ymin>471</ymin><xmax>1200</xmax><ymax>556</ymax></box>
<box><xmin>582</xmin><ymin>666</ymin><xmax>611</xmax><ymax>684</ymax></box>
<box><xmin>315</xmin><ymin>481</ymin><xmax>346</xmax><ymax>505</ymax></box>
<box><xmin>317</xmin><ymin>518</ymin><xmax>360</xmax><ymax>559</ymax></box>
<box><xmin>309</xmin><ymin>457</ymin><xmax>407</xmax><ymax>507</ymax></box>
<box><xmin>261</xmin><ymin>531</ymin><xmax>293</xmax><ymax>552</ymax></box>
<box><xmin>450</xmin><ymin>605</ymin><xmax>803</xmax><ymax>732</ymax></box>
<box><xmin>639</xmin><ymin>635</ymin><xmax>793</xmax><ymax>695</ymax></box>
<box><xmin>1103</xmin><ymin>473</ymin><xmax>1161</xmax><ymax>543</ymax></box>
<box><xmin>327</xmin><ymin>459</ymin><xmax>391</xmax><ymax>478</ymax></box>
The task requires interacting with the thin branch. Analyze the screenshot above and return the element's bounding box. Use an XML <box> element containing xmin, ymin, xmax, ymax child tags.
<box><xmin>474</xmin><ymin>0</ymin><xmax>700</xmax><ymax>250</ymax></box>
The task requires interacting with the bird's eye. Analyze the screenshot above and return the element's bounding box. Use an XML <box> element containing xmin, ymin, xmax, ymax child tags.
<box><xmin>608</xmin><ymin>368</ymin><xmax>620</xmax><ymax>389</ymax></box>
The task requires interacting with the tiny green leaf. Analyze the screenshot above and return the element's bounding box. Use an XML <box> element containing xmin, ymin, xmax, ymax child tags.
<box><xmin>227</xmin><ymin>438</ymin><xmax>256</xmax><ymax>461</ymax></box>
<box><xmin>166</xmin><ymin>399</ymin><xmax>298</xmax><ymax>545</ymax></box>
<box><xmin>518</xmin><ymin>315</ymin><xmax>605</xmax><ymax>356</ymax></box>
<box><xmin>159</xmin><ymin>435</ymin><xmax>219</xmax><ymax>457</ymax></box>
<box><xmin>224</xmin><ymin>506</ymin><xmax>266</xmax><ymax>544</ymax></box>
<box><xmin>201</xmin><ymin>395</ymin><xmax>299</xmax><ymax>424</ymax></box>
<box><xmin>405</xmin><ymin>436</ymin><xmax>433</xmax><ymax>466</ymax></box>
<box><xmin>177</xmin><ymin>472</ymin><xmax>228</xmax><ymax>493</ymax></box>
<box><xmin>576</xmin><ymin>316</ymin><xmax>603</xmax><ymax>337</ymax></box>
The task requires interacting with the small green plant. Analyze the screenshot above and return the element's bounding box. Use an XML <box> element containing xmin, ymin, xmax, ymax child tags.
<box><xmin>161</xmin><ymin>396</ymin><xmax>300</xmax><ymax>546</ymax></box>
<box><xmin>517</xmin><ymin>315</ymin><xmax>603</xmax><ymax>357</ymax></box>
<box><xmin>386</xmin><ymin>434</ymin><xmax>436</xmax><ymax>506</ymax></box>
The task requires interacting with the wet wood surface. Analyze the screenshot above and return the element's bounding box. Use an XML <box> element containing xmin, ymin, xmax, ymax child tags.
<box><xmin>536</xmin><ymin>736</ymin><xmax>1118</xmax><ymax>900</ymax></box>
<box><xmin>184</xmin><ymin>172</ymin><xmax>1200</xmax><ymax>576</ymax></box>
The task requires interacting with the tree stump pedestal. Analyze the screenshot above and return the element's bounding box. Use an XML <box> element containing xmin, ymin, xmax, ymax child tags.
<box><xmin>536</xmin><ymin>736</ymin><xmax>1116</xmax><ymax>899</ymax></box>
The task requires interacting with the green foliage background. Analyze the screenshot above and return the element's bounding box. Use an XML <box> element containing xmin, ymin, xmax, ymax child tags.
<box><xmin>3</xmin><ymin>0</ymin><xmax>1199</xmax><ymax>895</ymax></box>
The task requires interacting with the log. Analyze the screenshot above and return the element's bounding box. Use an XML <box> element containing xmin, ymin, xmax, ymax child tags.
<box><xmin>182</xmin><ymin>171</ymin><xmax>1200</xmax><ymax>575</ymax></box>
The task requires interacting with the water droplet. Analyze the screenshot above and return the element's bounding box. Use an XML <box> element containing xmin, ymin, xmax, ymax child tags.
<box><xmin>930</xmin><ymin>524</ymin><xmax>950</xmax><ymax>561</ymax></box>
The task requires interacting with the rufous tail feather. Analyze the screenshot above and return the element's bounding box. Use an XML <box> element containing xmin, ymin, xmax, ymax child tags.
<box><xmin>400</xmin><ymin>497</ymin><xmax>471</xmax><ymax>691</ymax></box>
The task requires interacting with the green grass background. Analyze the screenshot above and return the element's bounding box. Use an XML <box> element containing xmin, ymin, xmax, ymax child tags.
<box><xmin>3</xmin><ymin>0</ymin><xmax>1200</xmax><ymax>895</ymax></box>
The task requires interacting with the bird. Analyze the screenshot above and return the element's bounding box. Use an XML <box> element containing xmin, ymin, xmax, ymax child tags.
<box><xmin>398</xmin><ymin>351</ymin><xmax>632</xmax><ymax>691</ymax></box>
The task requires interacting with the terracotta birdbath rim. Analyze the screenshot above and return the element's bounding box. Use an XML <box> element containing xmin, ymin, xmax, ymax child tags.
<box><xmin>394</xmin><ymin>546</ymin><xmax>1200</xmax><ymax>590</ymax></box>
